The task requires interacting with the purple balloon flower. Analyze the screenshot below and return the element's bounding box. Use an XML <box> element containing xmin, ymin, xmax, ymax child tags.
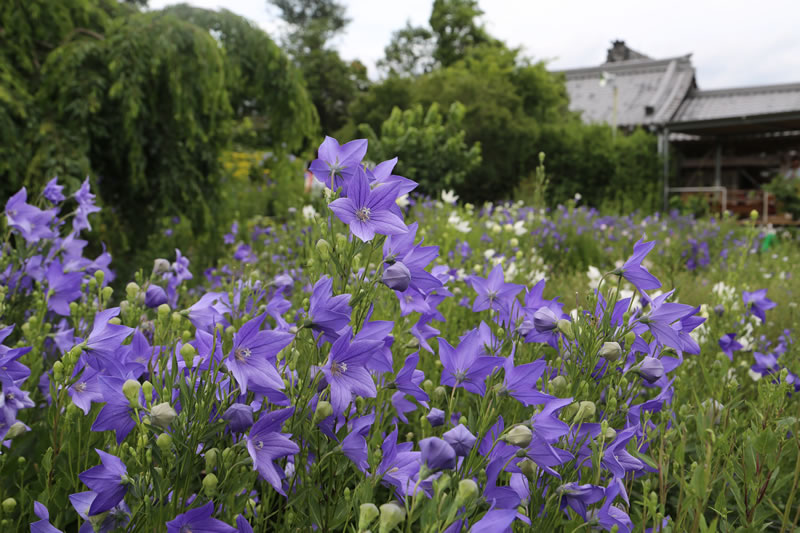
<box><xmin>245</xmin><ymin>407</ymin><xmax>299</xmax><ymax>495</ymax></box>
<box><xmin>328</xmin><ymin>166</ymin><xmax>408</xmax><ymax>242</ymax></box>
<box><xmin>78</xmin><ymin>449</ymin><xmax>128</xmax><ymax>515</ymax></box>
<box><xmin>718</xmin><ymin>333</ymin><xmax>743</xmax><ymax>361</ymax></box>
<box><xmin>438</xmin><ymin>328</ymin><xmax>503</xmax><ymax>396</ymax></box>
<box><xmin>743</xmin><ymin>289</ymin><xmax>776</xmax><ymax>323</ymax></box>
<box><xmin>166</xmin><ymin>501</ymin><xmax>236</xmax><ymax>533</ymax></box>
<box><xmin>222</xmin><ymin>403</ymin><xmax>254</xmax><ymax>433</ymax></box>
<box><xmin>443</xmin><ymin>424</ymin><xmax>477</xmax><ymax>456</ymax></box>
<box><xmin>320</xmin><ymin>327</ymin><xmax>381</xmax><ymax>416</ymax></box>
<box><xmin>308</xmin><ymin>136</ymin><xmax>368</xmax><ymax>191</ymax></box>
<box><xmin>144</xmin><ymin>285</ymin><xmax>168</xmax><ymax>308</ymax></box>
<box><xmin>471</xmin><ymin>264</ymin><xmax>523</xmax><ymax>317</ymax></box>
<box><xmin>382</xmin><ymin>261</ymin><xmax>412</xmax><ymax>291</ymax></box>
<box><xmin>617</xmin><ymin>239</ymin><xmax>661</xmax><ymax>292</ymax></box>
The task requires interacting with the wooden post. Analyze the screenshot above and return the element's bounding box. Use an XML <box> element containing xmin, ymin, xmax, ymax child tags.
<box><xmin>662</xmin><ymin>129</ymin><xmax>670</xmax><ymax>212</ymax></box>
<box><xmin>714</xmin><ymin>140</ymin><xmax>722</xmax><ymax>188</ymax></box>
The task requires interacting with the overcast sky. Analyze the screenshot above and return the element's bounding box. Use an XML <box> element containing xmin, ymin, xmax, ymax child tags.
<box><xmin>148</xmin><ymin>0</ymin><xmax>800</xmax><ymax>89</ymax></box>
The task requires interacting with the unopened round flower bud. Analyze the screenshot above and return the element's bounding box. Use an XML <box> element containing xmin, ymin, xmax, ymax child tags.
<box><xmin>1</xmin><ymin>498</ymin><xmax>16</xmax><ymax>514</ymax></box>
<box><xmin>108</xmin><ymin>317</ymin><xmax>121</xmax><ymax>326</ymax></box>
<box><xmin>382</xmin><ymin>262</ymin><xmax>411</xmax><ymax>292</ymax></box>
<box><xmin>359</xmin><ymin>503</ymin><xmax>379</xmax><ymax>531</ymax></box>
<box><xmin>6</xmin><ymin>421</ymin><xmax>29</xmax><ymax>439</ymax></box>
<box><xmin>156</xmin><ymin>432</ymin><xmax>173</xmax><ymax>451</ymax></box>
<box><xmin>557</xmin><ymin>319</ymin><xmax>574</xmax><ymax>340</ymax></box>
<box><xmin>313</xmin><ymin>401</ymin><xmax>333</xmax><ymax>424</ymax></box>
<box><xmin>455</xmin><ymin>479</ymin><xmax>478</xmax><ymax>507</ymax></box>
<box><xmin>598</xmin><ymin>341</ymin><xmax>622</xmax><ymax>362</ymax></box>
<box><xmin>149</xmin><ymin>402</ymin><xmax>177</xmax><ymax>429</ymax></box>
<box><xmin>509</xmin><ymin>238</ymin><xmax>519</xmax><ymax>248</ymax></box>
<box><xmin>426</xmin><ymin>408</ymin><xmax>445</xmax><ymax>427</ymax></box>
<box><xmin>433</xmin><ymin>386</ymin><xmax>447</xmax><ymax>404</ymax></box>
<box><xmin>126</xmin><ymin>282</ymin><xmax>140</xmax><ymax>300</ymax></box>
<box><xmin>179</xmin><ymin>343</ymin><xmax>197</xmax><ymax>367</ymax></box>
<box><xmin>503</xmin><ymin>425</ymin><xmax>533</xmax><ymax>448</ymax></box>
<box><xmin>422</xmin><ymin>380</ymin><xmax>433</xmax><ymax>394</ymax></box>
<box><xmin>202</xmin><ymin>473</ymin><xmax>218</xmax><ymax>496</ymax></box>
<box><xmin>94</xmin><ymin>269</ymin><xmax>105</xmax><ymax>286</ymax></box>
<box><xmin>205</xmin><ymin>448</ymin><xmax>219</xmax><ymax>470</ymax></box>
<box><xmin>102</xmin><ymin>286</ymin><xmax>113</xmax><ymax>301</ymax></box>
<box><xmin>750</xmin><ymin>209</ymin><xmax>759</xmax><ymax>221</ymax></box>
<box><xmin>122</xmin><ymin>379</ymin><xmax>141</xmax><ymax>406</ymax></box>
<box><xmin>518</xmin><ymin>458</ymin><xmax>537</xmax><ymax>479</ymax></box>
<box><xmin>549</xmin><ymin>375</ymin><xmax>567</xmax><ymax>396</ymax></box>
<box><xmin>153</xmin><ymin>258</ymin><xmax>171</xmax><ymax>275</ymax></box>
<box><xmin>316</xmin><ymin>239</ymin><xmax>331</xmax><ymax>261</ymax></box>
<box><xmin>157</xmin><ymin>303</ymin><xmax>171</xmax><ymax>317</ymax></box>
<box><xmin>574</xmin><ymin>401</ymin><xmax>596</xmax><ymax>423</ymax></box>
<box><xmin>52</xmin><ymin>360</ymin><xmax>64</xmax><ymax>382</ymax></box>
<box><xmin>378</xmin><ymin>502</ymin><xmax>405</xmax><ymax>533</ymax></box>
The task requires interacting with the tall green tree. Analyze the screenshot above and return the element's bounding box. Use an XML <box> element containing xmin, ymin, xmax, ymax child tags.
<box><xmin>163</xmin><ymin>4</ymin><xmax>318</xmax><ymax>151</ymax></box>
<box><xmin>378</xmin><ymin>22</ymin><xmax>436</xmax><ymax>77</ymax></box>
<box><xmin>268</xmin><ymin>0</ymin><xmax>363</xmax><ymax>134</ymax></box>
<box><xmin>429</xmin><ymin>0</ymin><xmax>496</xmax><ymax>67</ymax></box>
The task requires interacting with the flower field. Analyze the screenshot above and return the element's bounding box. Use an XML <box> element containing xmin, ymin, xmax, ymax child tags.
<box><xmin>2</xmin><ymin>137</ymin><xmax>799</xmax><ymax>532</ymax></box>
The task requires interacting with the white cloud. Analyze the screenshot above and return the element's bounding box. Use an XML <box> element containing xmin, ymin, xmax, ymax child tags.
<box><xmin>148</xmin><ymin>0</ymin><xmax>800</xmax><ymax>89</ymax></box>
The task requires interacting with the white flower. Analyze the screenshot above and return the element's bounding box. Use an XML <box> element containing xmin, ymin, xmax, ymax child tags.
<box><xmin>442</xmin><ymin>190</ymin><xmax>459</xmax><ymax>204</ymax></box>
<box><xmin>302</xmin><ymin>205</ymin><xmax>318</xmax><ymax>221</ymax></box>
<box><xmin>574</xmin><ymin>193</ymin><xmax>582</xmax><ymax>202</ymax></box>
<box><xmin>396</xmin><ymin>194</ymin><xmax>410</xmax><ymax>208</ymax></box>
<box><xmin>587</xmin><ymin>266</ymin><xmax>602</xmax><ymax>289</ymax></box>
<box><xmin>483</xmin><ymin>249</ymin><xmax>496</xmax><ymax>259</ymax></box>
<box><xmin>447</xmin><ymin>213</ymin><xmax>471</xmax><ymax>233</ymax></box>
<box><xmin>512</xmin><ymin>220</ymin><xmax>526</xmax><ymax>236</ymax></box>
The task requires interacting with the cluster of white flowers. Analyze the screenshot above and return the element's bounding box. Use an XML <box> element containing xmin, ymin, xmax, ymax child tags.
<box><xmin>447</xmin><ymin>212</ymin><xmax>471</xmax><ymax>233</ymax></box>
<box><xmin>302</xmin><ymin>205</ymin><xmax>318</xmax><ymax>222</ymax></box>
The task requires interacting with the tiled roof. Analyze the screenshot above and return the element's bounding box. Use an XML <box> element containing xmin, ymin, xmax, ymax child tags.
<box><xmin>671</xmin><ymin>82</ymin><xmax>800</xmax><ymax>124</ymax></box>
<box><xmin>555</xmin><ymin>55</ymin><xmax>696</xmax><ymax>127</ymax></box>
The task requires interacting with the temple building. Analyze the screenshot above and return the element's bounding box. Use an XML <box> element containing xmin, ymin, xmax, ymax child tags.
<box><xmin>554</xmin><ymin>41</ymin><xmax>800</xmax><ymax>215</ymax></box>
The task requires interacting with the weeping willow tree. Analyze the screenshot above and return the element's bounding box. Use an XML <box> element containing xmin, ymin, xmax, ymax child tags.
<box><xmin>0</xmin><ymin>1</ymin><xmax>318</xmax><ymax>272</ymax></box>
<box><xmin>163</xmin><ymin>4</ymin><xmax>319</xmax><ymax>151</ymax></box>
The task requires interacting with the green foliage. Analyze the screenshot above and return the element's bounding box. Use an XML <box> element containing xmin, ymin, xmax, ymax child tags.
<box><xmin>539</xmin><ymin>124</ymin><xmax>661</xmax><ymax>211</ymax></box>
<box><xmin>163</xmin><ymin>4</ymin><xmax>319</xmax><ymax>151</ymax></box>
<box><xmin>359</xmin><ymin>102</ymin><xmax>481</xmax><ymax>194</ymax></box>
<box><xmin>763</xmin><ymin>174</ymin><xmax>800</xmax><ymax>218</ymax></box>
<box><xmin>378</xmin><ymin>22</ymin><xmax>436</xmax><ymax>77</ymax></box>
<box><xmin>429</xmin><ymin>0</ymin><xmax>496</xmax><ymax>67</ymax></box>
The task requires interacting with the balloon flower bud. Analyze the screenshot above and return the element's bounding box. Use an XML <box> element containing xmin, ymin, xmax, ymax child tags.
<box><xmin>205</xmin><ymin>448</ymin><xmax>219</xmax><ymax>470</ymax></box>
<box><xmin>125</xmin><ymin>282</ymin><xmax>140</xmax><ymax>301</ymax></box>
<box><xmin>149</xmin><ymin>402</ymin><xmax>177</xmax><ymax>429</ymax></box>
<box><xmin>574</xmin><ymin>401</ymin><xmax>596</xmax><ymax>423</ymax></box>
<box><xmin>382</xmin><ymin>262</ymin><xmax>411</xmax><ymax>292</ymax></box>
<box><xmin>518</xmin><ymin>458</ymin><xmax>537</xmax><ymax>479</ymax></box>
<box><xmin>549</xmin><ymin>375</ymin><xmax>567</xmax><ymax>396</ymax></box>
<box><xmin>222</xmin><ymin>403</ymin><xmax>254</xmax><ymax>433</ymax></box>
<box><xmin>6</xmin><ymin>421</ymin><xmax>29</xmax><ymax>439</ymax></box>
<box><xmin>426</xmin><ymin>408</ymin><xmax>445</xmax><ymax>427</ymax></box>
<box><xmin>598</xmin><ymin>341</ymin><xmax>622</xmax><ymax>362</ymax></box>
<box><xmin>419</xmin><ymin>437</ymin><xmax>457</xmax><ymax>477</ymax></box>
<box><xmin>202</xmin><ymin>473</ymin><xmax>218</xmax><ymax>497</ymax></box>
<box><xmin>378</xmin><ymin>502</ymin><xmax>405</xmax><ymax>533</ymax></box>
<box><xmin>122</xmin><ymin>379</ymin><xmax>142</xmax><ymax>406</ymax></box>
<box><xmin>179</xmin><ymin>343</ymin><xmax>197</xmax><ymax>367</ymax></box>
<box><xmin>557</xmin><ymin>319</ymin><xmax>574</xmax><ymax>340</ymax></box>
<box><xmin>316</xmin><ymin>239</ymin><xmax>331</xmax><ymax>261</ymax></box>
<box><xmin>358</xmin><ymin>503</ymin><xmax>379</xmax><ymax>531</ymax></box>
<box><xmin>1</xmin><ymin>498</ymin><xmax>16</xmax><ymax>514</ymax></box>
<box><xmin>312</xmin><ymin>401</ymin><xmax>333</xmax><ymax>425</ymax></box>
<box><xmin>152</xmin><ymin>258</ymin><xmax>171</xmax><ymax>275</ymax></box>
<box><xmin>455</xmin><ymin>479</ymin><xmax>479</xmax><ymax>507</ymax></box>
<box><xmin>635</xmin><ymin>357</ymin><xmax>665</xmax><ymax>383</ymax></box>
<box><xmin>145</xmin><ymin>285</ymin><xmax>168</xmax><ymax>308</ymax></box>
<box><xmin>503</xmin><ymin>425</ymin><xmax>533</xmax><ymax>448</ymax></box>
<box><xmin>156</xmin><ymin>433</ymin><xmax>173</xmax><ymax>451</ymax></box>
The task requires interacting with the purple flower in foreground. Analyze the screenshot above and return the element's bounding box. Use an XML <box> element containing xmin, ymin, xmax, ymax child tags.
<box><xmin>426</xmin><ymin>408</ymin><xmax>445</xmax><ymax>427</ymax></box>
<box><xmin>557</xmin><ymin>482</ymin><xmax>604</xmax><ymax>520</ymax></box>
<box><xmin>743</xmin><ymin>289</ymin><xmax>776</xmax><ymax>323</ymax></box>
<box><xmin>84</xmin><ymin>308</ymin><xmax>134</xmax><ymax>362</ymax></box>
<box><xmin>308</xmin><ymin>276</ymin><xmax>351</xmax><ymax>344</ymax></box>
<box><xmin>166</xmin><ymin>501</ymin><xmax>236</xmax><ymax>533</ymax></box>
<box><xmin>321</xmin><ymin>327</ymin><xmax>381</xmax><ymax>416</ymax></box>
<box><xmin>309</xmin><ymin>136</ymin><xmax>368</xmax><ymax>191</ymax></box>
<box><xmin>719</xmin><ymin>333</ymin><xmax>743</xmax><ymax>361</ymax></box>
<box><xmin>225</xmin><ymin>313</ymin><xmax>291</xmax><ymax>395</ymax></box>
<box><xmin>30</xmin><ymin>501</ymin><xmax>64</xmax><ymax>533</ymax></box>
<box><xmin>328</xmin><ymin>166</ymin><xmax>407</xmax><ymax>242</ymax></box>
<box><xmin>439</xmin><ymin>329</ymin><xmax>503</xmax><ymax>396</ymax></box>
<box><xmin>45</xmin><ymin>259</ymin><xmax>82</xmax><ymax>316</ymax></box>
<box><xmin>469</xmin><ymin>507</ymin><xmax>518</xmax><ymax>532</ymax></box>
<box><xmin>471</xmin><ymin>264</ymin><xmax>523</xmax><ymax>317</ymax></box>
<box><xmin>616</xmin><ymin>239</ymin><xmax>661</xmax><ymax>291</ymax></box>
<box><xmin>78</xmin><ymin>449</ymin><xmax>128</xmax><ymax>515</ymax></box>
<box><xmin>342</xmin><ymin>413</ymin><xmax>374</xmax><ymax>472</ymax></box>
<box><xmin>246</xmin><ymin>407</ymin><xmax>299</xmax><ymax>495</ymax></box>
